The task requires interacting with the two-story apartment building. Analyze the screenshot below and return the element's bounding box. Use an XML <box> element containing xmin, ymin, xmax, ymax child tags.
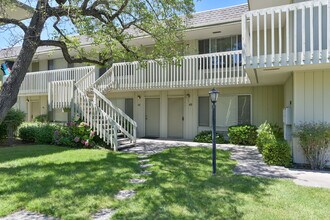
<box><xmin>0</xmin><ymin>0</ymin><xmax>329</xmax><ymax>165</ymax></box>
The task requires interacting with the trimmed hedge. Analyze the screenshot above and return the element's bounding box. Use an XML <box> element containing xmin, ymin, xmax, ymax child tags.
<box><xmin>228</xmin><ymin>125</ymin><xmax>257</xmax><ymax>146</ymax></box>
<box><xmin>193</xmin><ymin>131</ymin><xmax>225</xmax><ymax>144</ymax></box>
<box><xmin>262</xmin><ymin>139</ymin><xmax>292</xmax><ymax>167</ymax></box>
<box><xmin>18</xmin><ymin>123</ymin><xmax>58</xmax><ymax>144</ymax></box>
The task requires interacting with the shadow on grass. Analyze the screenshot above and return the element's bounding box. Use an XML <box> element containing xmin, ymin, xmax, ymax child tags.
<box><xmin>113</xmin><ymin>147</ymin><xmax>276</xmax><ymax>220</ymax></box>
<box><xmin>0</xmin><ymin>147</ymin><xmax>139</xmax><ymax>219</ymax></box>
<box><xmin>0</xmin><ymin>145</ymin><xmax>71</xmax><ymax>163</ymax></box>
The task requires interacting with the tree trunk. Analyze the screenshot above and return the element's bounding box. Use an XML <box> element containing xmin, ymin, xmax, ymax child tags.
<box><xmin>0</xmin><ymin>1</ymin><xmax>47</xmax><ymax>123</ymax></box>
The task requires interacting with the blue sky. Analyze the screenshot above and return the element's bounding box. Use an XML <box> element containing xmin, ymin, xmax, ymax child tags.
<box><xmin>0</xmin><ymin>0</ymin><xmax>247</xmax><ymax>49</ymax></box>
<box><xmin>195</xmin><ymin>0</ymin><xmax>247</xmax><ymax>12</ymax></box>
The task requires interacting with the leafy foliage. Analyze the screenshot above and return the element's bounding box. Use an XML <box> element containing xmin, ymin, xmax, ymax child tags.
<box><xmin>256</xmin><ymin>122</ymin><xmax>283</xmax><ymax>153</ymax></box>
<box><xmin>228</xmin><ymin>125</ymin><xmax>258</xmax><ymax>146</ymax></box>
<box><xmin>0</xmin><ymin>108</ymin><xmax>26</xmax><ymax>139</ymax></box>
<box><xmin>19</xmin><ymin>123</ymin><xmax>58</xmax><ymax>144</ymax></box>
<box><xmin>294</xmin><ymin>122</ymin><xmax>330</xmax><ymax>170</ymax></box>
<box><xmin>33</xmin><ymin>114</ymin><xmax>48</xmax><ymax>123</ymax></box>
<box><xmin>193</xmin><ymin>130</ymin><xmax>225</xmax><ymax>144</ymax></box>
<box><xmin>53</xmin><ymin>121</ymin><xmax>96</xmax><ymax>148</ymax></box>
<box><xmin>262</xmin><ymin>139</ymin><xmax>292</xmax><ymax>167</ymax></box>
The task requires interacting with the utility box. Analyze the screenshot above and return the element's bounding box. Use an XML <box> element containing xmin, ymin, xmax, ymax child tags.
<box><xmin>283</xmin><ymin>107</ymin><xmax>292</xmax><ymax>140</ymax></box>
<box><xmin>283</xmin><ymin>107</ymin><xmax>292</xmax><ymax>125</ymax></box>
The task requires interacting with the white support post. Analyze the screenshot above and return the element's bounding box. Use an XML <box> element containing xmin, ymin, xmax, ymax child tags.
<box><xmin>264</xmin><ymin>12</ymin><xmax>267</xmax><ymax>65</ymax></box>
<box><xmin>302</xmin><ymin>5</ymin><xmax>306</xmax><ymax>62</ymax></box>
<box><xmin>271</xmin><ymin>10</ymin><xmax>275</xmax><ymax>63</ymax></box>
<box><xmin>310</xmin><ymin>4</ymin><xmax>314</xmax><ymax>60</ymax></box>
<box><xmin>318</xmin><ymin>2</ymin><xmax>322</xmax><ymax>60</ymax></box>
<box><xmin>286</xmin><ymin>8</ymin><xmax>290</xmax><ymax>62</ymax></box>
<box><xmin>257</xmin><ymin>13</ymin><xmax>260</xmax><ymax>64</ymax></box>
<box><xmin>278</xmin><ymin>10</ymin><xmax>282</xmax><ymax>61</ymax></box>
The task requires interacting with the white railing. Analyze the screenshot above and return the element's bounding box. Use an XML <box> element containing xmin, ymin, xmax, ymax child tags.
<box><xmin>49</xmin><ymin>80</ymin><xmax>74</xmax><ymax>109</ymax></box>
<box><xmin>75</xmin><ymin>68</ymin><xmax>96</xmax><ymax>92</ymax></box>
<box><xmin>93</xmin><ymin>88</ymin><xmax>137</xmax><ymax>143</ymax></box>
<box><xmin>19</xmin><ymin>66</ymin><xmax>95</xmax><ymax>94</ymax></box>
<box><xmin>94</xmin><ymin>51</ymin><xmax>248</xmax><ymax>92</ymax></box>
<box><xmin>74</xmin><ymin>88</ymin><xmax>118</xmax><ymax>148</ymax></box>
<box><xmin>242</xmin><ymin>0</ymin><xmax>330</xmax><ymax>68</ymax></box>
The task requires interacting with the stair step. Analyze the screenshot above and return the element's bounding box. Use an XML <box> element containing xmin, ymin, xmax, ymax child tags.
<box><xmin>117</xmin><ymin>137</ymin><xmax>130</xmax><ymax>142</ymax></box>
<box><xmin>118</xmin><ymin>142</ymin><xmax>135</xmax><ymax>150</ymax></box>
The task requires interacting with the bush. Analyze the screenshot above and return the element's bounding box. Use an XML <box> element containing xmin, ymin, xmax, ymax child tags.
<box><xmin>263</xmin><ymin>139</ymin><xmax>292</xmax><ymax>167</ymax></box>
<box><xmin>227</xmin><ymin>125</ymin><xmax>257</xmax><ymax>145</ymax></box>
<box><xmin>53</xmin><ymin>121</ymin><xmax>96</xmax><ymax>148</ymax></box>
<box><xmin>18</xmin><ymin>123</ymin><xmax>58</xmax><ymax>144</ymax></box>
<box><xmin>294</xmin><ymin>122</ymin><xmax>330</xmax><ymax>170</ymax></box>
<box><xmin>0</xmin><ymin>108</ymin><xmax>26</xmax><ymax>139</ymax></box>
<box><xmin>256</xmin><ymin>122</ymin><xmax>283</xmax><ymax>153</ymax></box>
<box><xmin>193</xmin><ymin>131</ymin><xmax>225</xmax><ymax>144</ymax></box>
<box><xmin>33</xmin><ymin>114</ymin><xmax>48</xmax><ymax>123</ymax></box>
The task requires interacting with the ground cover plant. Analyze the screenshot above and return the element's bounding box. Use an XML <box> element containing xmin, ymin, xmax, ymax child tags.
<box><xmin>0</xmin><ymin>146</ymin><xmax>329</xmax><ymax>220</ymax></box>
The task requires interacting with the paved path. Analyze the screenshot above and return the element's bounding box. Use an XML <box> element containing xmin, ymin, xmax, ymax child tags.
<box><xmin>123</xmin><ymin>139</ymin><xmax>330</xmax><ymax>189</ymax></box>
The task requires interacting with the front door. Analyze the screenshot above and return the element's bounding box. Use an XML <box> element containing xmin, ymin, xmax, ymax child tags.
<box><xmin>168</xmin><ymin>98</ymin><xmax>184</xmax><ymax>138</ymax></box>
<box><xmin>145</xmin><ymin>98</ymin><xmax>160</xmax><ymax>137</ymax></box>
<box><xmin>31</xmin><ymin>101</ymin><xmax>41</xmax><ymax>121</ymax></box>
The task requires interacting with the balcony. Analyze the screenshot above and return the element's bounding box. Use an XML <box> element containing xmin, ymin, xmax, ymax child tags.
<box><xmin>96</xmin><ymin>50</ymin><xmax>249</xmax><ymax>93</ymax></box>
<box><xmin>19</xmin><ymin>66</ymin><xmax>95</xmax><ymax>95</ymax></box>
<box><xmin>242</xmin><ymin>0</ymin><xmax>330</xmax><ymax>69</ymax></box>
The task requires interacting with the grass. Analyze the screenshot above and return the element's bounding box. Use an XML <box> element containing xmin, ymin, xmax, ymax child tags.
<box><xmin>0</xmin><ymin>145</ymin><xmax>330</xmax><ymax>219</ymax></box>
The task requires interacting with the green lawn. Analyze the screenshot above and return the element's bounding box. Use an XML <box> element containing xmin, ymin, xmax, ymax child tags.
<box><xmin>0</xmin><ymin>145</ymin><xmax>329</xmax><ymax>220</ymax></box>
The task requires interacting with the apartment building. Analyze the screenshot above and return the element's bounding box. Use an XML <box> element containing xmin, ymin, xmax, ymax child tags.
<box><xmin>0</xmin><ymin>0</ymin><xmax>329</xmax><ymax>165</ymax></box>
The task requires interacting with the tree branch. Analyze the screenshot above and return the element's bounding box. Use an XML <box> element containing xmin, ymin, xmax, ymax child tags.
<box><xmin>0</xmin><ymin>18</ymin><xmax>28</xmax><ymax>32</ymax></box>
<box><xmin>39</xmin><ymin>40</ymin><xmax>110</xmax><ymax>66</ymax></box>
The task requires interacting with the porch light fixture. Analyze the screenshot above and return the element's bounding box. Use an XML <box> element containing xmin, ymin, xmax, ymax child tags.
<box><xmin>137</xmin><ymin>95</ymin><xmax>141</xmax><ymax>100</ymax></box>
<box><xmin>209</xmin><ymin>88</ymin><xmax>219</xmax><ymax>175</ymax></box>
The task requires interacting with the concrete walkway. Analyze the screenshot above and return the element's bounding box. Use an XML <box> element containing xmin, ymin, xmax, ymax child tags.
<box><xmin>123</xmin><ymin>139</ymin><xmax>330</xmax><ymax>189</ymax></box>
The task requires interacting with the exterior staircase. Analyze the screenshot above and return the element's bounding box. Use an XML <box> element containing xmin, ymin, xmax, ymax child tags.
<box><xmin>49</xmin><ymin>66</ymin><xmax>137</xmax><ymax>150</ymax></box>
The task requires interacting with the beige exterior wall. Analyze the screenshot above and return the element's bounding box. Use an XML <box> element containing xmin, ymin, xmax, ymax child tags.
<box><xmin>292</xmin><ymin>69</ymin><xmax>330</xmax><ymax>165</ymax></box>
<box><xmin>106</xmin><ymin>85</ymin><xmax>284</xmax><ymax>139</ymax></box>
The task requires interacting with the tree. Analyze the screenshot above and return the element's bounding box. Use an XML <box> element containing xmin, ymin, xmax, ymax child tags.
<box><xmin>0</xmin><ymin>0</ymin><xmax>194</xmax><ymax>123</ymax></box>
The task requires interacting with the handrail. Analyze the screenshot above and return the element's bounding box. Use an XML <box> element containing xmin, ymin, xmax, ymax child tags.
<box><xmin>26</xmin><ymin>66</ymin><xmax>94</xmax><ymax>75</ymax></box>
<box><xmin>75</xmin><ymin>67</ymin><xmax>96</xmax><ymax>92</ymax></box>
<box><xmin>93</xmin><ymin>88</ymin><xmax>137</xmax><ymax>127</ymax></box>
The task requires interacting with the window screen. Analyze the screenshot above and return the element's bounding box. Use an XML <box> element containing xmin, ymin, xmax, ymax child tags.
<box><xmin>198</xmin><ymin>97</ymin><xmax>209</xmax><ymax>126</ymax></box>
<box><xmin>48</xmin><ymin>60</ymin><xmax>54</xmax><ymax>70</ymax></box>
<box><xmin>238</xmin><ymin>95</ymin><xmax>251</xmax><ymax>125</ymax></box>
<box><xmin>125</xmin><ymin>98</ymin><xmax>134</xmax><ymax>119</ymax></box>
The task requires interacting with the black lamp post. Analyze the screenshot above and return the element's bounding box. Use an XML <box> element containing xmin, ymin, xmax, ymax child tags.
<box><xmin>209</xmin><ymin>88</ymin><xmax>219</xmax><ymax>175</ymax></box>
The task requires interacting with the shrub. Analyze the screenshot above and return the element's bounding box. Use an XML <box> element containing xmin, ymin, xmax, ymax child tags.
<box><xmin>256</xmin><ymin>122</ymin><xmax>283</xmax><ymax>153</ymax></box>
<box><xmin>19</xmin><ymin>123</ymin><xmax>59</xmax><ymax>144</ymax></box>
<box><xmin>54</xmin><ymin>121</ymin><xmax>96</xmax><ymax>148</ymax></box>
<box><xmin>0</xmin><ymin>109</ymin><xmax>26</xmax><ymax>139</ymax></box>
<box><xmin>33</xmin><ymin>114</ymin><xmax>48</xmax><ymax>123</ymax></box>
<box><xmin>19</xmin><ymin>125</ymin><xmax>38</xmax><ymax>143</ymax></box>
<box><xmin>193</xmin><ymin>131</ymin><xmax>225</xmax><ymax>144</ymax></box>
<box><xmin>228</xmin><ymin>125</ymin><xmax>257</xmax><ymax>145</ymax></box>
<box><xmin>263</xmin><ymin>139</ymin><xmax>292</xmax><ymax>167</ymax></box>
<box><xmin>294</xmin><ymin>122</ymin><xmax>330</xmax><ymax>170</ymax></box>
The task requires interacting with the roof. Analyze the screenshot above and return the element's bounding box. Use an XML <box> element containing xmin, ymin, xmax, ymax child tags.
<box><xmin>186</xmin><ymin>4</ymin><xmax>248</xmax><ymax>28</ymax></box>
<box><xmin>0</xmin><ymin>4</ymin><xmax>248</xmax><ymax>59</ymax></box>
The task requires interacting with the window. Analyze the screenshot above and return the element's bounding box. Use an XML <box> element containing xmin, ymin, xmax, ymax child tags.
<box><xmin>48</xmin><ymin>60</ymin><xmax>54</xmax><ymax>70</ymax></box>
<box><xmin>238</xmin><ymin>95</ymin><xmax>251</xmax><ymax>125</ymax></box>
<box><xmin>67</xmin><ymin>63</ymin><xmax>74</xmax><ymax>68</ymax></box>
<box><xmin>198</xmin><ymin>35</ymin><xmax>242</xmax><ymax>54</ymax></box>
<box><xmin>198</xmin><ymin>95</ymin><xmax>251</xmax><ymax>128</ymax></box>
<box><xmin>198</xmin><ymin>97</ymin><xmax>209</xmax><ymax>126</ymax></box>
<box><xmin>125</xmin><ymin>98</ymin><xmax>134</xmax><ymax>119</ymax></box>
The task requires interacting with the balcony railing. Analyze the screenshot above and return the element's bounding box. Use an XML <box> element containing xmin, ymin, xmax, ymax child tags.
<box><xmin>19</xmin><ymin>66</ymin><xmax>95</xmax><ymax>95</ymax></box>
<box><xmin>242</xmin><ymin>0</ymin><xmax>330</xmax><ymax>68</ymax></box>
<box><xmin>96</xmin><ymin>50</ymin><xmax>249</xmax><ymax>92</ymax></box>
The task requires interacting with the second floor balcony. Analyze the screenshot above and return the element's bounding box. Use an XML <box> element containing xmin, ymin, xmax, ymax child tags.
<box><xmin>19</xmin><ymin>66</ymin><xmax>95</xmax><ymax>95</ymax></box>
<box><xmin>242</xmin><ymin>0</ymin><xmax>330</xmax><ymax>69</ymax></box>
<box><xmin>96</xmin><ymin>50</ymin><xmax>249</xmax><ymax>93</ymax></box>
